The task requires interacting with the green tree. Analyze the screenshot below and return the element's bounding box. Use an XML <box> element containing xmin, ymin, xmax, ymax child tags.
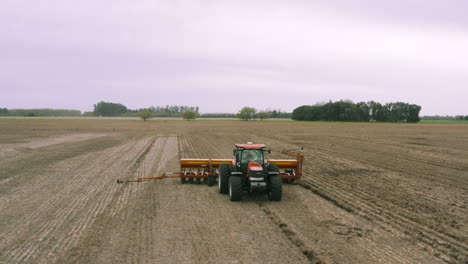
<box><xmin>238</xmin><ymin>107</ymin><xmax>256</xmax><ymax>121</ymax></box>
<box><xmin>356</xmin><ymin>102</ymin><xmax>370</xmax><ymax>122</ymax></box>
<box><xmin>93</xmin><ymin>101</ymin><xmax>128</xmax><ymax>116</ymax></box>
<box><xmin>0</xmin><ymin>108</ymin><xmax>8</xmax><ymax>116</ymax></box>
<box><xmin>182</xmin><ymin>110</ymin><xmax>197</xmax><ymax>120</ymax></box>
<box><xmin>138</xmin><ymin>109</ymin><xmax>153</xmax><ymax>121</ymax></box>
<box><xmin>407</xmin><ymin>104</ymin><xmax>421</xmax><ymax>123</ymax></box>
<box><xmin>292</xmin><ymin>105</ymin><xmax>310</xmax><ymax>121</ymax></box>
<box><xmin>368</xmin><ymin>101</ymin><xmax>384</xmax><ymax>122</ymax></box>
<box><xmin>3</xmin><ymin>108</ymin><xmax>81</xmax><ymax>117</ymax></box>
<box><xmin>256</xmin><ymin>112</ymin><xmax>268</xmax><ymax>120</ymax></box>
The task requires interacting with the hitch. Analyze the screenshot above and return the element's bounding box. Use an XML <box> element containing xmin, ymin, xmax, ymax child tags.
<box><xmin>116</xmin><ymin>173</ymin><xmax>179</xmax><ymax>184</ymax></box>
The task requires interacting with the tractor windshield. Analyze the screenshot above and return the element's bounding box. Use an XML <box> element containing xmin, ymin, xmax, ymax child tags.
<box><xmin>241</xmin><ymin>150</ymin><xmax>264</xmax><ymax>164</ymax></box>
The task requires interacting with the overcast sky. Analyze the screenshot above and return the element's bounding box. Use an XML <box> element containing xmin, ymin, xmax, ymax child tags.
<box><xmin>1</xmin><ymin>0</ymin><xmax>467</xmax><ymax>115</ymax></box>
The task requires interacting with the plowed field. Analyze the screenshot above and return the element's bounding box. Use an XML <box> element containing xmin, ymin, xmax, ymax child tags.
<box><xmin>0</xmin><ymin>119</ymin><xmax>466</xmax><ymax>264</ymax></box>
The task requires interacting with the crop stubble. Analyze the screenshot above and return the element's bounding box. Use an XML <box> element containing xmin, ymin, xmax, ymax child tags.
<box><xmin>0</xmin><ymin>120</ymin><xmax>466</xmax><ymax>263</ymax></box>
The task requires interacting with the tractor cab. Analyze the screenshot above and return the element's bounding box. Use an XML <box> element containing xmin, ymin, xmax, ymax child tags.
<box><xmin>240</xmin><ymin>149</ymin><xmax>263</xmax><ymax>164</ymax></box>
<box><xmin>233</xmin><ymin>142</ymin><xmax>270</xmax><ymax>173</ymax></box>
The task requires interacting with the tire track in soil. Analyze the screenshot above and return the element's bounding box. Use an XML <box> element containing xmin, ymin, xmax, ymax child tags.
<box><xmin>0</xmin><ymin>135</ymin><xmax>158</xmax><ymax>264</ymax></box>
<box><xmin>243</xmin><ymin>133</ymin><xmax>452</xmax><ymax>263</ymax></box>
<box><xmin>258</xmin><ymin>204</ymin><xmax>323</xmax><ymax>264</ymax></box>
<box><xmin>194</xmin><ymin>135</ymin><xmax>433</xmax><ymax>263</ymax></box>
<box><xmin>151</xmin><ymin>133</ymin><xmax>312</xmax><ymax>264</ymax></box>
<box><xmin>66</xmin><ymin>134</ymin><xmax>311</xmax><ymax>264</ymax></box>
<box><xmin>11</xmin><ymin>137</ymin><xmax>149</xmax><ymax>263</ymax></box>
<box><xmin>265</xmin><ymin>185</ymin><xmax>445</xmax><ymax>264</ymax></box>
<box><xmin>57</xmin><ymin>135</ymin><xmax>179</xmax><ymax>264</ymax></box>
<box><xmin>260</xmin><ymin>134</ymin><xmax>467</xmax><ymax>263</ymax></box>
<box><xmin>109</xmin><ymin>136</ymin><xmax>165</xmax><ymax>218</ymax></box>
<box><xmin>0</xmin><ymin>138</ymin><xmax>132</xmax><ymax>257</ymax></box>
<box><xmin>2</xmin><ymin>123</ymin><xmax>464</xmax><ymax>264</ymax></box>
<box><xmin>182</xmin><ymin>133</ymin><xmax>333</xmax><ymax>262</ymax></box>
<box><xmin>179</xmin><ymin>133</ymin><xmax>344</xmax><ymax>263</ymax></box>
<box><xmin>296</xmin><ymin>147</ymin><xmax>468</xmax><ymax>263</ymax></box>
<box><xmin>183</xmin><ymin>133</ymin><xmax>405</xmax><ymax>263</ymax></box>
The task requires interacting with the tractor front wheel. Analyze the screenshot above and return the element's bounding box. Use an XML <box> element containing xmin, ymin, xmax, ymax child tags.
<box><xmin>229</xmin><ymin>177</ymin><xmax>242</xmax><ymax>201</ymax></box>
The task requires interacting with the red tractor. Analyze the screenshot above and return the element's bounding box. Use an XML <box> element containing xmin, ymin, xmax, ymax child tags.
<box><xmin>118</xmin><ymin>142</ymin><xmax>303</xmax><ymax>202</ymax></box>
<box><xmin>218</xmin><ymin>143</ymin><xmax>303</xmax><ymax>201</ymax></box>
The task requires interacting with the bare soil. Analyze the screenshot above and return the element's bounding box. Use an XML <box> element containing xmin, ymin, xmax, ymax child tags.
<box><xmin>0</xmin><ymin>119</ymin><xmax>466</xmax><ymax>264</ymax></box>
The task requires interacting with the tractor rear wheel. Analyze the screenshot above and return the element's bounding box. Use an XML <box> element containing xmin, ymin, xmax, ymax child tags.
<box><xmin>269</xmin><ymin>176</ymin><xmax>282</xmax><ymax>201</ymax></box>
<box><xmin>229</xmin><ymin>176</ymin><xmax>242</xmax><ymax>201</ymax></box>
<box><xmin>268</xmin><ymin>163</ymin><xmax>279</xmax><ymax>173</ymax></box>
<box><xmin>218</xmin><ymin>164</ymin><xmax>230</xmax><ymax>194</ymax></box>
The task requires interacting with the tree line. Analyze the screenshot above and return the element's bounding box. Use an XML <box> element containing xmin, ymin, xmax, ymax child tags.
<box><xmin>90</xmin><ymin>101</ymin><xmax>200</xmax><ymax>117</ymax></box>
<box><xmin>0</xmin><ymin>108</ymin><xmax>81</xmax><ymax>117</ymax></box>
<box><xmin>237</xmin><ymin>107</ymin><xmax>292</xmax><ymax>121</ymax></box>
<box><xmin>9</xmin><ymin>101</ymin><xmax>468</xmax><ymax>123</ymax></box>
<box><xmin>91</xmin><ymin>102</ymin><xmax>292</xmax><ymax>121</ymax></box>
<box><xmin>422</xmin><ymin>115</ymin><xmax>468</xmax><ymax>121</ymax></box>
<box><xmin>292</xmin><ymin>100</ymin><xmax>422</xmax><ymax>123</ymax></box>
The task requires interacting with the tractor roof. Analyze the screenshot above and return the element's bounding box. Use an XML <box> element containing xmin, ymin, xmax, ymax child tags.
<box><xmin>235</xmin><ymin>143</ymin><xmax>267</xmax><ymax>150</ymax></box>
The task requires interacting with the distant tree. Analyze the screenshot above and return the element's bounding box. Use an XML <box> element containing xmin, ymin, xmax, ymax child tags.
<box><xmin>182</xmin><ymin>110</ymin><xmax>197</xmax><ymax>120</ymax></box>
<box><xmin>454</xmin><ymin>115</ymin><xmax>468</xmax><ymax>121</ymax></box>
<box><xmin>271</xmin><ymin>110</ymin><xmax>279</xmax><ymax>118</ymax></box>
<box><xmin>0</xmin><ymin>108</ymin><xmax>8</xmax><ymax>116</ymax></box>
<box><xmin>200</xmin><ymin>113</ymin><xmax>237</xmax><ymax>118</ymax></box>
<box><xmin>421</xmin><ymin>115</ymin><xmax>455</xmax><ymax>120</ymax></box>
<box><xmin>146</xmin><ymin>105</ymin><xmax>199</xmax><ymax>117</ymax></box>
<box><xmin>256</xmin><ymin>112</ymin><xmax>268</xmax><ymax>120</ymax></box>
<box><xmin>3</xmin><ymin>108</ymin><xmax>81</xmax><ymax>117</ymax></box>
<box><xmin>407</xmin><ymin>104</ymin><xmax>421</xmax><ymax>123</ymax></box>
<box><xmin>292</xmin><ymin>105</ymin><xmax>310</xmax><ymax>121</ymax></box>
<box><xmin>138</xmin><ymin>109</ymin><xmax>153</xmax><ymax>121</ymax></box>
<box><xmin>238</xmin><ymin>107</ymin><xmax>256</xmax><ymax>121</ymax></box>
<box><xmin>368</xmin><ymin>101</ymin><xmax>385</xmax><ymax>122</ymax></box>
<box><xmin>356</xmin><ymin>102</ymin><xmax>370</xmax><ymax>122</ymax></box>
<box><xmin>93</xmin><ymin>101</ymin><xmax>128</xmax><ymax>116</ymax></box>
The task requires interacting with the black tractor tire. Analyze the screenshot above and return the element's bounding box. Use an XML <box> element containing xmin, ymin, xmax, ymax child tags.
<box><xmin>269</xmin><ymin>176</ymin><xmax>282</xmax><ymax>201</ymax></box>
<box><xmin>207</xmin><ymin>175</ymin><xmax>215</xmax><ymax>186</ymax></box>
<box><xmin>229</xmin><ymin>176</ymin><xmax>242</xmax><ymax>201</ymax></box>
<box><xmin>218</xmin><ymin>164</ymin><xmax>230</xmax><ymax>194</ymax></box>
<box><xmin>268</xmin><ymin>163</ymin><xmax>280</xmax><ymax>173</ymax></box>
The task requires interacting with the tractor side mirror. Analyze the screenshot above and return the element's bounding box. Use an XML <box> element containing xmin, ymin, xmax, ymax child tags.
<box><xmin>233</xmin><ymin>149</ymin><xmax>236</xmax><ymax>156</ymax></box>
<box><xmin>268</xmin><ymin>149</ymin><xmax>271</xmax><ymax>153</ymax></box>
